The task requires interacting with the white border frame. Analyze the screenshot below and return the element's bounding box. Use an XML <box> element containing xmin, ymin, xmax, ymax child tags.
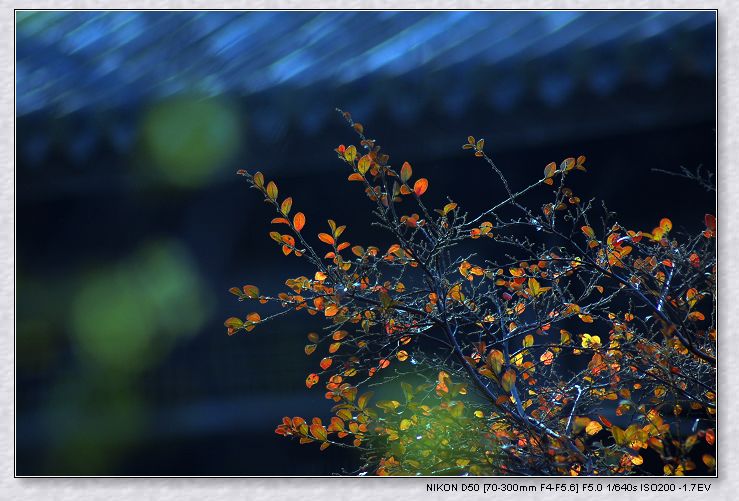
<box><xmin>4</xmin><ymin>2</ymin><xmax>735</xmax><ymax>499</ymax></box>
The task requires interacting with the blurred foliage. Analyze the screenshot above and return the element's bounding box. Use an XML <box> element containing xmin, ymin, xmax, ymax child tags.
<box><xmin>70</xmin><ymin>239</ymin><xmax>213</xmax><ymax>373</ymax></box>
<box><xmin>42</xmin><ymin>376</ymin><xmax>145</xmax><ymax>475</ymax></box>
<box><xmin>141</xmin><ymin>97</ymin><xmax>242</xmax><ymax>188</ymax></box>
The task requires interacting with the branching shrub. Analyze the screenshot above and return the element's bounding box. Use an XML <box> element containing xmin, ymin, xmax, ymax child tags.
<box><xmin>226</xmin><ymin>111</ymin><xmax>716</xmax><ymax>476</ymax></box>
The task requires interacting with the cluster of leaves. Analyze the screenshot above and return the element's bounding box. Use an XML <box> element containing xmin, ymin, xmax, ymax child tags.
<box><xmin>227</xmin><ymin>110</ymin><xmax>716</xmax><ymax>476</ymax></box>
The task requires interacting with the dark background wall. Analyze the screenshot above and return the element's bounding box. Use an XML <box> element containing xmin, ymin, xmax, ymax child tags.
<box><xmin>15</xmin><ymin>11</ymin><xmax>716</xmax><ymax>475</ymax></box>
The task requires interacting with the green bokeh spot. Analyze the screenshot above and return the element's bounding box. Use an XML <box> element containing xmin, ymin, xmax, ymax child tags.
<box><xmin>142</xmin><ymin>97</ymin><xmax>241</xmax><ymax>188</ymax></box>
<box><xmin>70</xmin><ymin>240</ymin><xmax>212</xmax><ymax>373</ymax></box>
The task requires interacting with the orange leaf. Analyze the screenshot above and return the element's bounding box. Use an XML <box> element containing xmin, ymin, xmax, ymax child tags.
<box><xmin>310</xmin><ymin>424</ymin><xmax>328</xmax><ymax>441</ymax></box>
<box><xmin>706</xmin><ymin>429</ymin><xmax>715</xmax><ymax>445</ymax></box>
<box><xmin>585</xmin><ymin>420</ymin><xmax>603</xmax><ymax>436</ymax></box>
<box><xmin>688</xmin><ymin>311</ymin><xmax>705</xmax><ymax>321</ymax></box>
<box><xmin>332</xmin><ymin>330</ymin><xmax>348</xmax><ymax>341</ymax></box>
<box><xmin>581</xmin><ymin>226</ymin><xmax>595</xmax><ymax>239</ymax></box>
<box><xmin>320</xmin><ymin>357</ymin><xmax>333</xmax><ymax>370</ymax></box>
<box><xmin>305</xmin><ymin>373</ymin><xmax>319</xmax><ymax>388</ymax></box>
<box><xmin>540</xmin><ymin>350</ymin><xmax>554</xmax><ymax>366</ymax></box>
<box><xmin>293</xmin><ymin>212</ymin><xmax>306</xmax><ymax>231</ymax></box>
<box><xmin>347</xmin><ymin>173</ymin><xmax>364</xmax><ymax>182</ymax></box>
<box><xmin>324</xmin><ymin>304</ymin><xmax>339</xmax><ymax>317</ymax></box>
<box><xmin>318</xmin><ymin>233</ymin><xmax>335</xmax><ymax>245</ymax></box>
<box><xmin>413</xmin><ymin>178</ymin><xmax>428</xmax><ymax>196</ymax></box>
<box><xmin>579</xmin><ymin>314</ymin><xmax>594</xmax><ymax>323</ymax></box>
<box><xmin>435</xmin><ymin>371</ymin><xmax>450</xmax><ymax>395</ymax></box>
<box><xmin>501</xmin><ymin>369</ymin><xmax>516</xmax><ymax>392</ymax></box>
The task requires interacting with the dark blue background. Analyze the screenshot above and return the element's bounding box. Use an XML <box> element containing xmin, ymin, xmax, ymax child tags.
<box><xmin>16</xmin><ymin>11</ymin><xmax>716</xmax><ymax>475</ymax></box>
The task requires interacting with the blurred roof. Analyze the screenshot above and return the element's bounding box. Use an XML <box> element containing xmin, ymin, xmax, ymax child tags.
<box><xmin>17</xmin><ymin>11</ymin><xmax>715</xmax><ymax>119</ymax></box>
<box><xmin>16</xmin><ymin>11</ymin><xmax>716</xmax><ymax>179</ymax></box>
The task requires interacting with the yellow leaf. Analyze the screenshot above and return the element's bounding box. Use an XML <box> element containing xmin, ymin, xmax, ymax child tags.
<box><xmin>344</xmin><ymin>145</ymin><xmax>357</xmax><ymax>163</ymax></box>
<box><xmin>528</xmin><ymin>277</ymin><xmax>541</xmax><ymax>297</ymax></box>
<box><xmin>586</xmin><ymin>420</ymin><xmax>603</xmax><ymax>436</ymax></box>
<box><xmin>280</xmin><ymin>197</ymin><xmax>292</xmax><ymax>215</ymax></box>
<box><xmin>357</xmin><ymin>391</ymin><xmax>373</xmax><ymax>409</ymax></box>
<box><xmin>581</xmin><ymin>333</ymin><xmax>601</xmax><ymax>348</ymax></box>
<box><xmin>357</xmin><ymin>154</ymin><xmax>372</xmax><ymax>174</ymax></box>
<box><xmin>266</xmin><ymin>181</ymin><xmax>278</xmax><ymax>200</ymax></box>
